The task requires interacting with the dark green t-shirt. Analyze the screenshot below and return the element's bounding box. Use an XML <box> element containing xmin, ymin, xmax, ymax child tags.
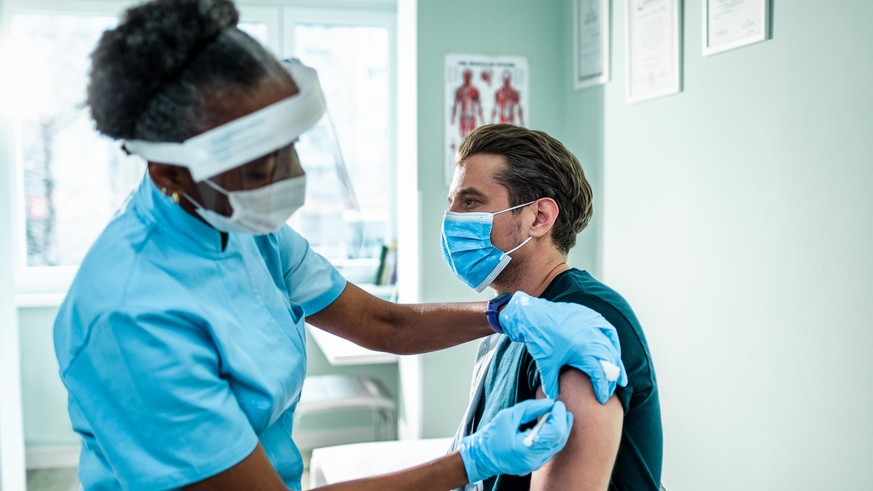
<box><xmin>468</xmin><ymin>268</ymin><xmax>663</xmax><ymax>490</ymax></box>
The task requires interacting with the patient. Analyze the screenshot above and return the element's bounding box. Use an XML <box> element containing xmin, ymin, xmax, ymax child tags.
<box><xmin>444</xmin><ymin>125</ymin><xmax>663</xmax><ymax>490</ymax></box>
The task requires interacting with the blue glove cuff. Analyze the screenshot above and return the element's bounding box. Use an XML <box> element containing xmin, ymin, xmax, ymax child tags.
<box><xmin>458</xmin><ymin>434</ymin><xmax>487</xmax><ymax>484</ymax></box>
<box><xmin>496</xmin><ymin>291</ymin><xmax>533</xmax><ymax>342</ymax></box>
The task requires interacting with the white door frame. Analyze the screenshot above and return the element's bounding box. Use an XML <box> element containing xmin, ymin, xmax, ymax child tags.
<box><xmin>0</xmin><ymin>88</ymin><xmax>26</xmax><ymax>491</ymax></box>
<box><xmin>1</xmin><ymin>1</ymin><xmax>33</xmax><ymax>487</ymax></box>
<box><xmin>395</xmin><ymin>0</ymin><xmax>422</xmax><ymax>441</ymax></box>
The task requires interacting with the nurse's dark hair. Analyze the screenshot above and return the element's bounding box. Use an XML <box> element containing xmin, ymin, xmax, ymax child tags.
<box><xmin>87</xmin><ymin>0</ymin><xmax>291</xmax><ymax>141</ymax></box>
<box><xmin>457</xmin><ymin>124</ymin><xmax>593</xmax><ymax>255</ymax></box>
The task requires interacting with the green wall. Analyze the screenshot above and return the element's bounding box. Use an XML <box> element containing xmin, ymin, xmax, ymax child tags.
<box><xmin>18</xmin><ymin>308</ymin><xmax>77</xmax><ymax>448</ymax></box>
<box><xmin>415</xmin><ymin>0</ymin><xmax>603</xmax><ymax>437</ymax></box>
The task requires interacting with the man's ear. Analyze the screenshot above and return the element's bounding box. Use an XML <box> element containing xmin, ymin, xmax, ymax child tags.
<box><xmin>528</xmin><ymin>198</ymin><xmax>559</xmax><ymax>239</ymax></box>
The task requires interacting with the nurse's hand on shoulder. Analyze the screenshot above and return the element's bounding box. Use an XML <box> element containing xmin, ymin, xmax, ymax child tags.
<box><xmin>457</xmin><ymin>398</ymin><xmax>573</xmax><ymax>484</ymax></box>
<box><xmin>498</xmin><ymin>292</ymin><xmax>629</xmax><ymax>402</ymax></box>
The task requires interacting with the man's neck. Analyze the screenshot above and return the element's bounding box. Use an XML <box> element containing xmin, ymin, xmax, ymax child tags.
<box><xmin>492</xmin><ymin>248</ymin><xmax>571</xmax><ymax>298</ymax></box>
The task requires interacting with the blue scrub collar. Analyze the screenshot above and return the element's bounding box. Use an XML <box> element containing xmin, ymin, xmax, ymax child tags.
<box><xmin>133</xmin><ymin>175</ymin><xmax>228</xmax><ymax>254</ymax></box>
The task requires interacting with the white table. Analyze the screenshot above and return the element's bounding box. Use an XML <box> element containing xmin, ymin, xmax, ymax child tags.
<box><xmin>307</xmin><ymin>324</ymin><xmax>399</xmax><ymax>366</ymax></box>
<box><xmin>309</xmin><ymin>438</ymin><xmax>453</xmax><ymax>487</ymax></box>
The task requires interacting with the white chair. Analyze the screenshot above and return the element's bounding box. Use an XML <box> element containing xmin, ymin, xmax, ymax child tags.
<box><xmin>293</xmin><ymin>374</ymin><xmax>396</xmax><ymax>451</ymax></box>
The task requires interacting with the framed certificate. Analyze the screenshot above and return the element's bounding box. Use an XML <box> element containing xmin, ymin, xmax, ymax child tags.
<box><xmin>627</xmin><ymin>0</ymin><xmax>682</xmax><ymax>103</ymax></box>
<box><xmin>574</xmin><ymin>0</ymin><xmax>610</xmax><ymax>90</ymax></box>
<box><xmin>703</xmin><ymin>0</ymin><xmax>771</xmax><ymax>56</ymax></box>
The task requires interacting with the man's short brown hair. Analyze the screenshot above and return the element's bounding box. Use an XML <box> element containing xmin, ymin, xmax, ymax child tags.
<box><xmin>457</xmin><ymin>124</ymin><xmax>593</xmax><ymax>254</ymax></box>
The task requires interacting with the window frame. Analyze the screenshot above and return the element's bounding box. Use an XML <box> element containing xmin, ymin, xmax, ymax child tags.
<box><xmin>0</xmin><ymin>0</ymin><xmax>399</xmax><ymax>306</ymax></box>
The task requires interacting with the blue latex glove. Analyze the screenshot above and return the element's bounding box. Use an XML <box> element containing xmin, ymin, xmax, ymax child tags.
<box><xmin>458</xmin><ymin>399</ymin><xmax>573</xmax><ymax>484</ymax></box>
<box><xmin>498</xmin><ymin>291</ymin><xmax>628</xmax><ymax>402</ymax></box>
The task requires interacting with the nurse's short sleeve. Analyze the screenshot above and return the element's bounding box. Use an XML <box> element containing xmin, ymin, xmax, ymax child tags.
<box><xmin>61</xmin><ymin>310</ymin><xmax>259</xmax><ymax>491</ymax></box>
<box><xmin>277</xmin><ymin>225</ymin><xmax>347</xmax><ymax>315</ymax></box>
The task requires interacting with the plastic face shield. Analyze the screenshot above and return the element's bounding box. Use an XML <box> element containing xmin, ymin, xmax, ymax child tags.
<box><xmin>123</xmin><ymin>59</ymin><xmax>359</xmax><ymax>226</ymax></box>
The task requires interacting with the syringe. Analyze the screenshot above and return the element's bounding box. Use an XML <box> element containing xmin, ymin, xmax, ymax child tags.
<box><xmin>522</xmin><ymin>410</ymin><xmax>552</xmax><ymax>447</ymax></box>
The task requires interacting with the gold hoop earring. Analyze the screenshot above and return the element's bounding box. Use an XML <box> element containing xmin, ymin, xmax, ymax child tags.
<box><xmin>171</xmin><ymin>192</ymin><xmax>181</xmax><ymax>204</ymax></box>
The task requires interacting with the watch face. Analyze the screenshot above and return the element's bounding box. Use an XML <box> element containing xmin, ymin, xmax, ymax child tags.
<box><xmin>490</xmin><ymin>292</ymin><xmax>511</xmax><ymax>306</ymax></box>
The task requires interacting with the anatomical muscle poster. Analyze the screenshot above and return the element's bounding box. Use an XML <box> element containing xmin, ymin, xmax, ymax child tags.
<box><xmin>444</xmin><ymin>54</ymin><xmax>529</xmax><ymax>185</ymax></box>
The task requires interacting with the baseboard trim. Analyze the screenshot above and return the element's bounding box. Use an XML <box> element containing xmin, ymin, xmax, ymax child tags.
<box><xmin>26</xmin><ymin>445</ymin><xmax>79</xmax><ymax>470</ymax></box>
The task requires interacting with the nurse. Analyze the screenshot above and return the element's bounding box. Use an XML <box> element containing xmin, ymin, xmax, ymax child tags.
<box><xmin>53</xmin><ymin>0</ymin><xmax>625</xmax><ymax>489</ymax></box>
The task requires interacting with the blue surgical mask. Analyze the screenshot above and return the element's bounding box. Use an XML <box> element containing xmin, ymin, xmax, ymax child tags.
<box><xmin>441</xmin><ymin>201</ymin><xmax>536</xmax><ymax>292</ymax></box>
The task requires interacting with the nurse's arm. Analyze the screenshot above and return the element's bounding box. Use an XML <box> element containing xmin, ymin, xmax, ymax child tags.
<box><xmin>306</xmin><ymin>282</ymin><xmax>494</xmax><ymax>354</ymax></box>
<box><xmin>186</xmin><ymin>442</ymin><xmax>471</xmax><ymax>490</ymax></box>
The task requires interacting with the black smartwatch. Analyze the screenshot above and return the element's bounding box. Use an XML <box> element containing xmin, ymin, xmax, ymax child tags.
<box><xmin>485</xmin><ymin>292</ymin><xmax>513</xmax><ymax>334</ymax></box>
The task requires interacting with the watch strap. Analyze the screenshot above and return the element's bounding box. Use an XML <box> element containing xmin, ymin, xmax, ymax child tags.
<box><xmin>485</xmin><ymin>292</ymin><xmax>513</xmax><ymax>334</ymax></box>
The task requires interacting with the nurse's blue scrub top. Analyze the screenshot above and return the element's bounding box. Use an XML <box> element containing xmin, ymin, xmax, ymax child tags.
<box><xmin>53</xmin><ymin>176</ymin><xmax>346</xmax><ymax>491</ymax></box>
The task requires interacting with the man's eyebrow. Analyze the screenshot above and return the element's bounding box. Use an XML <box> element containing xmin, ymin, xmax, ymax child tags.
<box><xmin>459</xmin><ymin>187</ymin><xmax>488</xmax><ymax>199</ymax></box>
<box><xmin>448</xmin><ymin>187</ymin><xmax>488</xmax><ymax>203</ymax></box>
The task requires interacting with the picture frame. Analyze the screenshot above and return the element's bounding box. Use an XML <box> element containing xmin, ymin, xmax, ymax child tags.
<box><xmin>626</xmin><ymin>0</ymin><xmax>683</xmax><ymax>103</ymax></box>
<box><xmin>703</xmin><ymin>0</ymin><xmax>771</xmax><ymax>56</ymax></box>
<box><xmin>573</xmin><ymin>0</ymin><xmax>610</xmax><ymax>90</ymax></box>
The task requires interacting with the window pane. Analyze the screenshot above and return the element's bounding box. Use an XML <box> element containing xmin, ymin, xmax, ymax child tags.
<box><xmin>239</xmin><ymin>21</ymin><xmax>269</xmax><ymax>48</ymax></box>
<box><xmin>10</xmin><ymin>13</ymin><xmax>145</xmax><ymax>268</ymax></box>
<box><xmin>290</xmin><ymin>24</ymin><xmax>391</xmax><ymax>265</ymax></box>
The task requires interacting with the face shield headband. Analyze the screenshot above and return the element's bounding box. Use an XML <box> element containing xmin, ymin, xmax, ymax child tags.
<box><xmin>124</xmin><ymin>60</ymin><xmax>326</xmax><ymax>182</ymax></box>
<box><xmin>122</xmin><ymin>59</ymin><xmax>364</xmax><ymax>243</ymax></box>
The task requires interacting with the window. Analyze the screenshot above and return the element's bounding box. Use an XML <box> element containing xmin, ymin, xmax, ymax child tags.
<box><xmin>1</xmin><ymin>1</ymin><xmax>397</xmax><ymax>297</ymax></box>
<box><xmin>287</xmin><ymin>16</ymin><xmax>395</xmax><ymax>273</ymax></box>
<box><xmin>2</xmin><ymin>5</ymin><xmax>146</xmax><ymax>280</ymax></box>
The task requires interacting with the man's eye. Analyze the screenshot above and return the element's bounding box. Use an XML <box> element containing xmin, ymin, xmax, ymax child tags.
<box><xmin>464</xmin><ymin>199</ymin><xmax>478</xmax><ymax>207</ymax></box>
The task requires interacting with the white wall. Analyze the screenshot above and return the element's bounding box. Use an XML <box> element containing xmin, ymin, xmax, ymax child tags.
<box><xmin>601</xmin><ymin>1</ymin><xmax>873</xmax><ymax>489</ymax></box>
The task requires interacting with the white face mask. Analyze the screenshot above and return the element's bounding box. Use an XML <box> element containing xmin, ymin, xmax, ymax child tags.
<box><xmin>187</xmin><ymin>175</ymin><xmax>307</xmax><ymax>235</ymax></box>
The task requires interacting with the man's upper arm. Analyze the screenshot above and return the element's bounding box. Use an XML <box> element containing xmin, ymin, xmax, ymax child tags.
<box><xmin>530</xmin><ymin>368</ymin><xmax>623</xmax><ymax>491</ymax></box>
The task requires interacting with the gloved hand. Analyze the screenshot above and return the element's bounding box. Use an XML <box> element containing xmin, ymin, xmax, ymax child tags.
<box><xmin>457</xmin><ymin>398</ymin><xmax>573</xmax><ymax>484</ymax></box>
<box><xmin>498</xmin><ymin>291</ymin><xmax>628</xmax><ymax>402</ymax></box>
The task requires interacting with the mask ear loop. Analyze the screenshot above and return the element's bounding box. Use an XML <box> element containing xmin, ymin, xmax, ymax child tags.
<box><xmin>493</xmin><ymin>199</ymin><xmax>538</xmax><ymax>216</ymax></box>
<box><xmin>173</xmin><ymin>178</ymin><xmax>229</xmax><ymax>210</ymax></box>
<box><xmin>179</xmin><ymin>179</ymin><xmax>226</xmax><ymax>215</ymax></box>
<box><xmin>495</xmin><ymin>199</ymin><xmax>537</xmax><ymax>255</ymax></box>
<box><xmin>202</xmin><ymin>179</ymin><xmax>230</xmax><ymax>195</ymax></box>
<box><xmin>505</xmin><ymin>236</ymin><xmax>533</xmax><ymax>255</ymax></box>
